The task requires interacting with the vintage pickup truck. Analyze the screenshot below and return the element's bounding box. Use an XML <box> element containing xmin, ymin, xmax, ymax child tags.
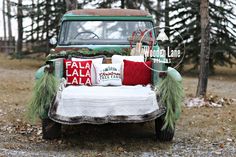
<box><xmin>32</xmin><ymin>9</ymin><xmax>183</xmax><ymax>142</ymax></box>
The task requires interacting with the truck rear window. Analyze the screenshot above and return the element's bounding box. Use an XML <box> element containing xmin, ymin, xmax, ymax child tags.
<box><xmin>58</xmin><ymin>21</ymin><xmax>154</xmax><ymax>45</ymax></box>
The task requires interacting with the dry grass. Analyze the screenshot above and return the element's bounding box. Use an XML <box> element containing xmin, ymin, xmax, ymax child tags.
<box><xmin>0</xmin><ymin>53</ymin><xmax>44</xmax><ymax>70</ymax></box>
<box><xmin>183</xmin><ymin>63</ymin><xmax>236</xmax><ymax>81</ymax></box>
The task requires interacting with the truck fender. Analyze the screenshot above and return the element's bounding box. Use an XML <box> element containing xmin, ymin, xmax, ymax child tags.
<box><xmin>167</xmin><ymin>67</ymin><xmax>182</xmax><ymax>82</ymax></box>
<box><xmin>35</xmin><ymin>65</ymin><xmax>47</xmax><ymax>80</ymax></box>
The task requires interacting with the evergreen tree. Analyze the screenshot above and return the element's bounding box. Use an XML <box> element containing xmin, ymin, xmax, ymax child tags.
<box><xmin>21</xmin><ymin>0</ymin><xmax>67</xmax><ymax>53</ymax></box>
<box><xmin>169</xmin><ymin>0</ymin><xmax>236</xmax><ymax>73</ymax></box>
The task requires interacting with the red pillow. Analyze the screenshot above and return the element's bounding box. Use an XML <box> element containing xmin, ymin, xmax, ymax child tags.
<box><xmin>64</xmin><ymin>60</ymin><xmax>92</xmax><ymax>85</ymax></box>
<box><xmin>123</xmin><ymin>60</ymin><xmax>152</xmax><ymax>85</ymax></box>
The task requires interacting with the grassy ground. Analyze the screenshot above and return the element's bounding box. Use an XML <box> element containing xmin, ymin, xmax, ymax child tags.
<box><xmin>0</xmin><ymin>53</ymin><xmax>235</xmax><ymax>156</ymax></box>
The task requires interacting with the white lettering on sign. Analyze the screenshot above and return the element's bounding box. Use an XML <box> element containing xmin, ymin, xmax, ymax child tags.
<box><xmin>71</xmin><ymin>77</ymin><xmax>78</xmax><ymax>84</ymax></box>
<box><xmin>71</xmin><ymin>69</ymin><xmax>79</xmax><ymax>76</ymax></box>
<box><xmin>66</xmin><ymin>69</ymin><xmax>71</xmax><ymax>76</ymax></box>
<box><xmin>86</xmin><ymin>70</ymin><xmax>91</xmax><ymax>77</ymax></box>
<box><xmin>84</xmin><ymin>78</ymin><xmax>91</xmax><ymax>85</ymax></box>
<box><xmin>85</xmin><ymin>62</ymin><xmax>91</xmax><ymax>69</ymax></box>
<box><xmin>79</xmin><ymin>70</ymin><xmax>85</xmax><ymax>77</ymax></box>
<box><xmin>65</xmin><ymin>61</ymin><xmax>71</xmax><ymax>69</ymax></box>
<box><xmin>78</xmin><ymin>62</ymin><xmax>91</xmax><ymax>69</ymax></box>
<box><xmin>71</xmin><ymin>62</ymin><xmax>78</xmax><ymax>68</ymax></box>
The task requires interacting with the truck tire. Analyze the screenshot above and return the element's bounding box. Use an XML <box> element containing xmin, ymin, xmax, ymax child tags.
<box><xmin>42</xmin><ymin>118</ymin><xmax>61</xmax><ymax>139</ymax></box>
<box><xmin>155</xmin><ymin>115</ymin><xmax>175</xmax><ymax>141</ymax></box>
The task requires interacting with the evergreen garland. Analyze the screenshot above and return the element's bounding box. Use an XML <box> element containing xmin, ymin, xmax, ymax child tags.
<box><xmin>27</xmin><ymin>70</ymin><xmax>59</xmax><ymax>123</ymax></box>
<box><xmin>157</xmin><ymin>74</ymin><xmax>184</xmax><ymax>130</ymax></box>
<box><xmin>46</xmin><ymin>48</ymin><xmax>131</xmax><ymax>61</ymax></box>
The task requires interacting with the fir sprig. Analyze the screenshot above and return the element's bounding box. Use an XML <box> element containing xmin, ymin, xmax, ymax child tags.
<box><xmin>158</xmin><ymin>74</ymin><xmax>184</xmax><ymax>130</ymax></box>
<box><xmin>27</xmin><ymin>72</ymin><xmax>59</xmax><ymax>123</ymax></box>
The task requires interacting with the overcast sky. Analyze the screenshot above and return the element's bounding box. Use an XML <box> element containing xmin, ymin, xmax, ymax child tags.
<box><xmin>0</xmin><ymin>0</ymin><xmax>125</xmax><ymax>38</ymax></box>
<box><xmin>0</xmin><ymin>0</ymin><xmax>235</xmax><ymax>39</ymax></box>
<box><xmin>0</xmin><ymin>0</ymin><xmax>18</xmax><ymax>38</ymax></box>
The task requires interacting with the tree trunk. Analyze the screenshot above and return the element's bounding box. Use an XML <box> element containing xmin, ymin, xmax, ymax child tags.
<box><xmin>6</xmin><ymin>0</ymin><xmax>13</xmax><ymax>54</ymax></box>
<box><xmin>196</xmin><ymin>0</ymin><xmax>210</xmax><ymax>96</ymax></box>
<box><xmin>165</xmin><ymin>0</ymin><xmax>170</xmax><ymax>37</ymax></box>
<box><xmin>65</xmin><ymin>0</ymin><xmax>78</xmax><ymax>11</ymax></box>
<box><xmin>2</xmin><ymin>0</ymin><xmax>7</xmax><ymax>39</ymax></box>
<box><xmin>121</xmin><ymin>0</ymin><xmax>125</xmax><ymax>9</ymax></box>
<box><xmin>17</xmin><ymin>0</ymin><xmax>23</xmax><ymax>57</ymax></box>
<box><xmin>45</xmin><ymin>0</ymin><xmax>51</xmax><ymax>55</ymax></box>
<box><xmin>2</xmin><ymin>0</ymin><xmax>7</xmax><ymax>53</ymax></box>
<box><xmin>126</xmin><ymin>0</ymin><xmax>138</xmax><ymax>9</ymax></box>
<box><xmin>31</xmin><ymin>0</ymin><xmax>35</xmax><ymax>43</ymax></box>
<box><xmin>156</xmin><ymin>0</ymin><xmax>161</xmax><ymax>32</ymax></box>
<box><xmin>6</xmin><ymin>0</ymin><xmax>12</xmax><ymax>38</ymax></box>
<box><xmin>36</xmin><ymin>0</ymin><xmax>40</xmax><ymax>41</ymax></box>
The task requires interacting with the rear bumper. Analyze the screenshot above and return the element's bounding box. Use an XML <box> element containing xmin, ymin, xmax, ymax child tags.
<box><xmin>49</xmin><ymin>107</ymin><xmax>166</xmax><ymax>125</ymax></box>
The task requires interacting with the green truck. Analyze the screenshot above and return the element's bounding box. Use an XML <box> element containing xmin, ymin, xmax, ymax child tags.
<box><xmin>33</xmin><ymin>9</ymin><xmax>183</xmax><ymax>141</ymax></box>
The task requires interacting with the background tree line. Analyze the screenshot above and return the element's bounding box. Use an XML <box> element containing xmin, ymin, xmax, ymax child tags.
<box><xmin>2</xmin><ymin>0</ymin><xmax>236</xmax><ymax>73</ymax></box>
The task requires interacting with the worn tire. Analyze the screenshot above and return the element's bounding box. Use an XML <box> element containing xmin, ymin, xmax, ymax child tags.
<box><xmin>42</xmin><ymin>118</ymin><xmax>61</xmax><ymax>139</ymax></box>
<box><xmin>155</xmin><ymin>115</ymin><xmax>175</xmax><ymax>141</ymax></box>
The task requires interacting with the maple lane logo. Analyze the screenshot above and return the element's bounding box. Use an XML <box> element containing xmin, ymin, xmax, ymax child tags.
<box><xmin>139</xmin><ymin>26</ymin><xmax>185</xmax><ymax>71</ymax></box>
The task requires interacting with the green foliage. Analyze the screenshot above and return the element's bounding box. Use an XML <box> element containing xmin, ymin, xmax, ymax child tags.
<box><xmin>23</xmin><ymin>0</ymin><xmax>67</xmax><ymax>42</ymax></box>
<box><xmin>46</xmin><ymin>48</ymin><xmax>131</xmax><ymax>61</ymax></box>
<box><xmin>27</xmin><ymin>71</ymin><xmax>59</xmax><ymax>123</ymax></box>
<box><xmin>158</xmin><ymin>74</ymin><xmax>184</xmax><ymax>130</ymax></box>
<box><xmin>169</xmin><ymin>0</ymin><xmax>236</xmax><ymax>72</ymax></box>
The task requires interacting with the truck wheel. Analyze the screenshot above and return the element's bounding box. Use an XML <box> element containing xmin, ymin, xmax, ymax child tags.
<box><xmin>155</xmin><ymin>116</ymin><xmax>175</xmax><ymax>141</ymax></box>
<box><xmin>42</xmin><ymin>118</ymin><xmax>61</xmax><ymax>139</ymax></box>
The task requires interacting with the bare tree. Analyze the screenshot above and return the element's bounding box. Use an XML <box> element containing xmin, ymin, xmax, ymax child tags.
<box><xmin>196</xmin><ymin>0</ymin><xmax>210</xmax><ymax>96</ymax></box>
<box><xmin>65</xmin><ymin>0</ymin><xmax>78</xmax><ymax>11</ymax></box>
<box><xmin>17</xmin><ymin>0</ymin><xmax>23</xmax><ymax>57</ymax></box>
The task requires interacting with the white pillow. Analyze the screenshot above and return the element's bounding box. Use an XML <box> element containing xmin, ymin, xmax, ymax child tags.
<box><xmin>72</xmin><ymin>57</ymin><xmax>103</xmax><ymax>64</ymax></box>
<box><xmin>72</xmin><ymin>57</ymin><xmax>103</xmax><ymax>85</ymax></box>
<box><xmin>94</xmin><ymin>63</ymin><xmax>122</xmax><ymax>86</ymax></box>
<box><xmin>111</xmin><ymin>55</ymin><xmax>144</xmax><ymax>64</ymax></box>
